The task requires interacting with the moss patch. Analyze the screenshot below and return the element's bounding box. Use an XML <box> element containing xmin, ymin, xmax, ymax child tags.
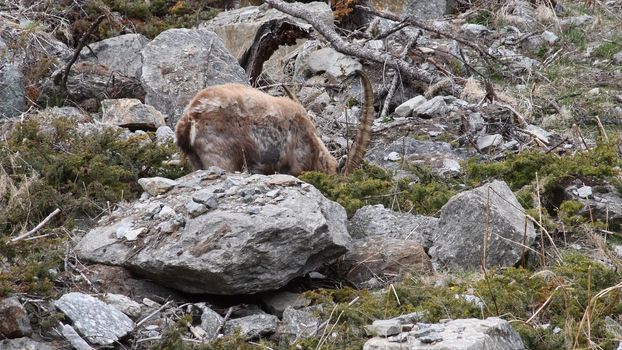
<box><xmin>299</xmin><ymin>163</ymin><xmax>457</xmax><ymax>216</ymax></box>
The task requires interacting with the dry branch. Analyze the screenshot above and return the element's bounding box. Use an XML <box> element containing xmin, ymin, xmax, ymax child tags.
<box><xmin>57</xmin><ymin>14</ymin><xmax>106</xmax><ymax>93</ymax></box>
<box><xmin>10</xmin><ymin>208</ymin><xmax>61</xmax><ymax>243</ymax></box>
<box><xmin>264</xmin><ymin>0</ymin><xmax>460</xmax><ymax>95</ymax></box>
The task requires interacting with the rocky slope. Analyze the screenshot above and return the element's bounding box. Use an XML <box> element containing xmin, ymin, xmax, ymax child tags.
<box><xmin>1</xmin><ymin>0</ymin><xmax>621</xmax><ymax>349</ymax></box>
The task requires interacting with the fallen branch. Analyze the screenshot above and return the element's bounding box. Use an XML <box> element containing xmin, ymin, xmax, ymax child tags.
<box><xmin>354</xmin><ymin>5</ymin><xmax>499</xmax><ymax>63</ymax></box>
<box><xmin>380</xmin><ymin>34</ymin><xmax>420</xmax><ymax>118</ymax></box>
<box><xmin>57</xmin><ymin>14</ymin><xmax>106</xmax><ymax>93</ymax></box>
<box><xmin>10</xmin><ymin>208</ymin><xmax>61</xmax><ymax>243</ymax></box>
<box><xmin>136</xmin><ymin>301</ymin><xmax>172</xmax><ymax>328</ymax></box>
<box><xmin>264</xmin><ymin>0</ymin><xmax>460</xmax><ymax>95</ymax></box>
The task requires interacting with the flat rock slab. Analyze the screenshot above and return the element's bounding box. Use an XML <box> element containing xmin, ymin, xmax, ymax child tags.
<box><xmin>363</xmin><ymin>317</ymin><xmax>525</xmax><ymax>350</ymax></box>
<box><xmin>75</xmin><ymin>169</ymin><xmax>350</xmax><ymax>295</ymax></box>
<box><xmin>54</xmin><ymin>292</ymin><xmax>135</xmax><ymax>345</ymax></box>
<box><xmin>223</xmin><ymin>313</ymin><xmax>279</xmax><ymax>340</ymax></box>
<box><xmin>0</xmin><ymin>337</ymin><xmax>55</xmax><ymax>350</ymax></box>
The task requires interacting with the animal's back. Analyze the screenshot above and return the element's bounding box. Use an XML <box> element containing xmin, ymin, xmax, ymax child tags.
<box><xmin>175</xmin><ymin>83</ymin><xmax>334</xmax><ymax>175</ymax></box>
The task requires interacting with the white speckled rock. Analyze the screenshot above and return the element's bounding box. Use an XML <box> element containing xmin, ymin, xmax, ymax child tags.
<box><xmin>54</xmin><ymin>292</ymin><xmax>135</xmax><ymax>345</ymax></box>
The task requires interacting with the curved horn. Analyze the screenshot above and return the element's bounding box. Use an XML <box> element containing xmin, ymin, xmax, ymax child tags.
<box><xmin>343</xmin><ymin>70</ymin><xmax>374</xmax><ymax>175</ymax></box>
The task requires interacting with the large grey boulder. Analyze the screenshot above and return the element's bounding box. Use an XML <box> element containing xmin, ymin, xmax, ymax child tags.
<box><xmin>48</xmin><ymin>62</ymin><xmax>144</xmax><ymax>109</ymax></box>
<box><xmin>78</xmin><ymin>34</ymin><xmax>149</xmax><ymax>78</ymax></box>
<box><xmin>75</xmin><ymin>169</ymin><xmax>351</xmax><ymax>294</ymax></box>
<box><xmin>429</xmin><ymin>180</ymin><xmax>536</xmax><ymax>270</ymax></box>
<box><xmin>140</xmin><ymin>28</ymin><xmax>247</xmax><ymax>125</ymax></box>
<box><xmin>200</xmin><ymin>2</ymin><xmax>332</xmax><ymax>61</ymax></box>
<box><xmin>54</xmin><ymin>292</ymin><xmax>135</xmax><ymax>346</ymax></box>
<box><xmin>348</xmin><ymin>204</ymin><xmax>438</xmax><ymax>248</ymax></box>
<box><xmin>0</xmin><ymin>63</ymin><xmax>25</xmax><ymax>118</ymax></box>
<box><xmin>363</xmin><ymin>317</ymin><xmax>524</xmax><ymax>350</ymax></box>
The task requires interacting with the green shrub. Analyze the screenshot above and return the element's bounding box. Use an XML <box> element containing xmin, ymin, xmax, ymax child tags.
<box><xmin>299</xmin><ymin>163</ymin><xmax>457</xmax><ymax>216</ymax></box>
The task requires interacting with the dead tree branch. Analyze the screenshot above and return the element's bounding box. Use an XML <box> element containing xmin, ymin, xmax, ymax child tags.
<box><xmin>354</xmin><ymin>5</ymin><xmax>498</xmax><ymax>62</ymax></box>
<box><xmin>10</xmin><ymin>208</ymin><xmax>61</xmax><ymax>243</ymax></box>
<box><xmin>57</xmin><ymin>14</ymin><xmax>106</xmax><ymax>93</ymax></box>
<box><xmin>264</xmin><ymin>0</ymin><xmax>461</xmax><ymax>96</ymax></box>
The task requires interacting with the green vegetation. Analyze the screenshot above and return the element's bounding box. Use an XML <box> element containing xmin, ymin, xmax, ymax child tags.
<box><xmin>148</xmin><ymin>252</ymin><xmax>622</xmax><ymax>350</ymax></box>
<box><xmin>464</xmin><ymin>141</ymin><xmax>620</xmax><ymax>209</ymax></box>
<box><xmin>0</xmin><ymin>114</ymin><xmax>190</xmax><ymax>295</ymax></box>
<box><xmin>592</xmin><ymin>37</ymin><xmax>622</xmax><ymax>59</ymax></box>
<box><xmin>299</xmin><ymin>163</ymin><xmax>458</xmax><ymax>216</ymax></box>
<box><xmin>97</xmin><ymin>0</ymin><xmax>220</xmax><ymax>39</ymax></box>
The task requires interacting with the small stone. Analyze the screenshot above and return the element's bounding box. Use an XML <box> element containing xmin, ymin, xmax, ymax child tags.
<box><xmin>387</xmin><ymin>332</ymin><xmax>409</xmax><ymax>343</ymax></box>
<box><xmin>124</xmin><ymin>227</ymin><xmax>146</xmax><ymax>241</ymax></box>
<box><xmin>223</xmin><ymin>314</ymin><xmax>278</xmax><ymax>340</ymax></box>
<box><xmin>412</xmin><ymin>96</ymin><xmax>448</xmax><ymax>118</ymax></box>
<box><xmin>137</xmin><ymin>177</ymin><xmax>178</xmax><ymax>196</ymax></box>
<box><xmin>200</xmin><ymin>306</ymin><xmax>223</xmax><ymax>340</ymax></box>
<box><xmin>266</xmin><ymin>189</ymin><xmax>280</xmax><ymax>198</ymax></box>
<box><xmin>156</xmin><ymin>220</ymin><xmax>181</xmax><ymax>234</ymax></box>
<box><xmin>277</xmin><ymin>306</ymin><xmax>320</xmax><ymax>339</ymax></box>
<box><xmin>476</xmin><ymin>134</ymin><xmax>503</xmax><ymax>151</ymax></box>
<box><xmin>193</xmin><ymin>190</ymin><xmax>219</xmax><ymax>208</ymax></box>
<box><xmin>156</xmin><ymin>205</ymin><xmax>177</xmax><ymax>219</ymax></box>
<box><xmin>384</xmin><ymin>152</ymin><xmax>402</xmax><ymax>162</ymax></box>
<box><xmin>576</xmin><ymin>186</ymin><xmax>593</xmax><ymax>199</ymax></box>
<box><xmin>142</xmin><ymin>298</ymin><xmax>160</xmax><ymax>308</ymax></box>
<box><xmin>394</xmin><ymin>96</ymin><xmax>427</xmax><ymax>118</ymax></box>
<box><xmin>61</xmin><ymin>324</ymin><xmax>94</xmax><ymax>350</ymax></box>
<box><xmin>102</xmin><ymin>293</ymin><xmax>143</xmax><ymax>319</ymax></box>
<box><xmin>440</xmin><ymin>159</ymin><xmax>461</xmax><ymax>176</ymax></box>
<box><xmin>0</xmin><ymin>297</ymin><xmax>32</xmax><ymax>338</ymax></box>
<box><xmin>613</xmin><ymin>51</ymin><xmax>622</xmax><ymax>65</ymax></box>
<box><xmin>364</xmin><ymin>319</ymin><xmax>402</xmax><ymax>337</ymax></box>
<box><xmin>156</xmin><ymin>125</ymin><xmax>175</xmax><ymax>144</ymax></box>
<box><xmin>541</xmin><ymin>31</ymin><xmax>559</xmax><ymax>44</ymax></box>
<box><xmin>54</xmin><ymin>292</ymin><xmax>135</xmax><ymax>345</ymax></box>
<box><xmin>186</xmin><ymin>201</ymin><xmax>208</xmax><ymax>217</ymax></box>
<box><xmin>461</xmin><ymin>23</ymin><xmax>491</xmax><ymax>35</ymax></box>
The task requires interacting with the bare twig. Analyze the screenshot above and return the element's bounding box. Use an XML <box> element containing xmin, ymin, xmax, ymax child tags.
<box><xmin>380</xmin><ymin>34</ymin><xmax>419</xmax><ymax>118</ymax></box>
<box><xmin>594</xmin><ymin>116</ymin><xmax>609</xmax><ymax>143</ymax></box>
<box><xmin>136</xmin><ymin>301</ymin><xmax>172</xmax><ymax>328</ymax></box>
<box><xmin>10</xmin><ymin>208</ymin><xmax>61</xmax><ymax>243</ymax></box>
<box><xmin>264</xmin><ymin>0</ymin><xmax>460</xmax><ymax>95</ymax></box>
<box><xmin>354</xmin><ymin>5</ymin><xmax>497</xmax><ymax>62</ymax></box>
<box><xmin>58</xmin><ymin>14</ymin><xmax>106</xmax><ymax>93</ymax></box>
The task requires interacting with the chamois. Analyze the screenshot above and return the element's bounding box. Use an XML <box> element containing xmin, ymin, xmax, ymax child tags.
<box><xmin>175</xmin><ymin>70</ymin><xmax>374</xmax><ymax>176</ymax></box>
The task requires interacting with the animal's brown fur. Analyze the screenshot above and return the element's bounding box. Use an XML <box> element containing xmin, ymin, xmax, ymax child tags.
<box><xmin>175</xmin><ymin>70</ymin><xmax>374</xmax><ymax>176</ymax></box>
